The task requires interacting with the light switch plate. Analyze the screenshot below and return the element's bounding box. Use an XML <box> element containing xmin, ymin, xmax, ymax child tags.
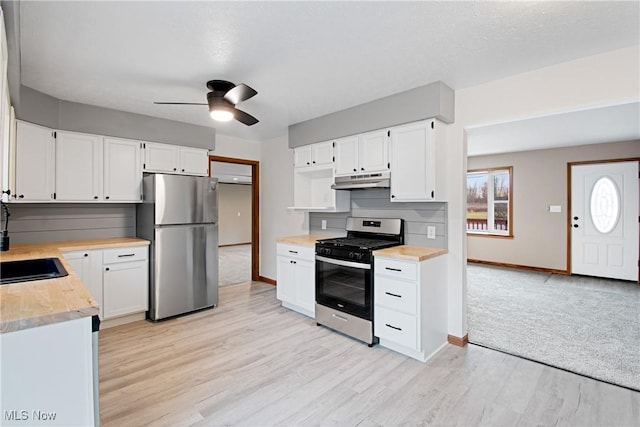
<box><xmin>549</xmin><ymin>205</ymin><xmax>562</xmax><ymax>213</ymax></box>
<box><xmin>427</xmin><ymin>226</ymin><xmax>436</xmax><ymax>239</ymax></box>
<box><xmin>321</xmin><ymin>220</ymin><xmax>327</xmax><ymax>230</ymax></box>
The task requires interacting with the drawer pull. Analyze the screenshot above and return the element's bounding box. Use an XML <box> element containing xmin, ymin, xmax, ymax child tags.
<box><xmin>385</xmin><ymin>267</ymin><xmax>402</xmax><ymax>272</ymax></box>
<box><xmin>288</xmin><ymin>250</ymin><xmax>298</xmax><ymax>254</ymax></box>
<box><xmin>117</xmin><ymin>253</ymin><xmax>136</xmax><ymax>258</ymax></box>
<box><xmin>385</xmin><ymin>323</ymin><xmax>402</xmax><ymax>331</ymax></box>
<box><xmin>385</xmin><ymin>291</ymin><xmax>402</xmax><ymax>298</ymax></box>
<box><xmin>332</xmin><ymin>314</ymin><xmax>348</xmax><ymax>322</ymax></box>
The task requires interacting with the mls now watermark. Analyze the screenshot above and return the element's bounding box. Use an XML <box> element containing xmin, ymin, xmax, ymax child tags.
<box><xmin>4</xmin><ymin>409</ymin><xmax>57</xmax><ymax>422</ymax></box>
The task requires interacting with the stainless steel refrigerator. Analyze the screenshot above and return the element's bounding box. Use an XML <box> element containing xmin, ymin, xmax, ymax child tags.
<box><xmin>136</xmin><ymin>173</ymin><xmax>219</xmax><ymax>320</ymax></box>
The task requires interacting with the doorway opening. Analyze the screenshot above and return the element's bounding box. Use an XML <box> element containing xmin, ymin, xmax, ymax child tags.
<box><xmin>209</xmin><ymin>155</ymin><xmax>260</xmax><ymax>284</ymax></box>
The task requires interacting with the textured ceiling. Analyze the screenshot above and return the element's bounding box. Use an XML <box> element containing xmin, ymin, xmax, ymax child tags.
<box><xmin>18</xmin><ymin>1</ymin><xmax>640</xmax><ymax>143</ymax></box>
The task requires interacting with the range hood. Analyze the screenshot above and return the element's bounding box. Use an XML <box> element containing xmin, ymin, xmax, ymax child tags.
<box><xmin>331</xmin><ymin>171</ymin><xmax>390</xmax><ymax>190</ymax></box>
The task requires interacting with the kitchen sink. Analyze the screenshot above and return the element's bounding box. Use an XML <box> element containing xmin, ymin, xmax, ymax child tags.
<box><xmin>0</xmin><ymin>258</ymin><xmax>68</xmax><ymax>285</ymax></box>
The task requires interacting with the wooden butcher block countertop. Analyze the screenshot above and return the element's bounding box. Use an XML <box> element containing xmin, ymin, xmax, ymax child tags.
<box><xmin>0</xmin><ymin>238</ymin><xmax>149</xmax><ymax>334</ymax></box>
<box><xmin>276</xmin><ymin>234</ymin><xmax>333</xmax><ymax>247</ymax></box>
<box><xmin>373</xmin><ymin>245</ymin><xmax>448</xmax><ymax>262</ymax></box>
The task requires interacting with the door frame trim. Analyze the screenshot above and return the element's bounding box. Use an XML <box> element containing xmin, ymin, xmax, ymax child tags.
<box><xmin>566</xmin><ymin>157</ymin><xmax>640</xmax><ymax>277</ymax></box>
<box><xmin>209</xmin><ymin>155</ymin><xmax>260</xmax><ymax>282</ymax></box>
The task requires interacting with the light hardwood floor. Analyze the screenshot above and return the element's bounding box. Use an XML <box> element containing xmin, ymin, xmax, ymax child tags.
<box><xmin>99</xmin><ymin>281</ymin><xmax>640</xmax><ymax>426</ymax></box>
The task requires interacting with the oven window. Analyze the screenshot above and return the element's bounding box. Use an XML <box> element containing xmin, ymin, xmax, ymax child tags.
<box><xmin>316</xmin><ymin>259</ymin><xmax>371</xmax><ymax>314</ymax></box>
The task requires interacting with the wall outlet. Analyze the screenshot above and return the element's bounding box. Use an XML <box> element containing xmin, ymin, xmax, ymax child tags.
<box><xmin>427</xmin><ymin>226</ymin><xmax>436</xmax><ymax>239</ymax></box>
<box><xmin>321</xmin><ymin>220</ymin><xmax>327</xmax><ymax>230</ymax></box>
<box><xmin>549</xmin><ymin>205</ymin><xmax>562</xmax><ymax>213</ymax></box>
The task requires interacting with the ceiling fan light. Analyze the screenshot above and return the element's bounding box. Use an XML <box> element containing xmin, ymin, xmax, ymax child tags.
<box><xmin>210</xmin><ymin>109</ymin><xmax>234</xmax><ymax>122</ymax></box>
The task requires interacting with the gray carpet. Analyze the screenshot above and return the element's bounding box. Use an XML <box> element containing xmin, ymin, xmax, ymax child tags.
<box><xmin>218</xmin><ymin>244</ymin><xmax>251</xmax><ymax>287</ymax></box>
<box><xmin>467</xmin><ymin>264</ymin><xmax>640</xmax><ymax>391</ymax></box>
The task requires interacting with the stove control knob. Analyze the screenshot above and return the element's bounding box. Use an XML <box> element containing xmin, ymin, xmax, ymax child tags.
<box><xmin>348</xmin><ymin>251</ymin><xmax>354</xmax><ymax>259</ymax></box>
<box><xmin>355</xmin><ymin>253</ymin><xmax>363</xmax><ymax>261</ymax></box>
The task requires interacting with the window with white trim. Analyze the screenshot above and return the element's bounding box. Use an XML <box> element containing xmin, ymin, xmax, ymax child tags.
<box><xmin>466</xmin><ymin>167</ymin><xmax>512</xmax><ymax>236</ymax></box>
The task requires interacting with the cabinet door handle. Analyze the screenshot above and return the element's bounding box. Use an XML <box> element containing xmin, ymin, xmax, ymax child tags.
<box><xmin>117</xmin><ymin>253</ymin><xmax>136</xmax><ymax>258</ymax></box>
<box><xmin>105</xmin><ymin>196</ymin><xmax>110</xmax><ymax>200</ymax></box>
<box><xmin>182</xmin><ymin>169</ymin><xmax>185</xmax><ymax>172</ymax></box>
<box><xmin>288</xmin><ymin>250</ymin><xmax>298</xmax><ymax>254</ymax></box>
<box><xmin>385</xmin><ymin>291</ymin><xmax>402</xmax><ymax>298</ymax></box>
<box><xmin>361</xmin><ymin>167</ymin><xmax>364</xmax><ymax>171</ymax></box>
<box><xmin>385</xmin><ymin>267</ymin><xmax>402</xmax><ymax>272</ymax></box>
<box><xmin>391</xmin><ymin>194</ymin><xmax>395</xmax><ymax>199</ymax></box>
<box><xmin>105</xmin><ymin>267</ymin><xmax>110</xmax><ymax>271</ymax></box>
<box><xmin>83</xmin><ymin>253</ymin><xmax>88</xmax><ymax>257</ymax></box>
<box><xmin>18</xmin><ymin>194</ymin><xmax>24</xmax><ymax>199</ymax></box>
<box><xmin>353</xmin><ymin>168</ymin><xmax>357</xmax><ymax>172</ymax></box>
<box><xmin>173</xmin><ymin>168</ymin><xmax>177</xmax><ymax>171</ymax></box>
<box><xmin>385</xmin><ymin>323</ymin><xmax>402</xmax><ymax>331</ymax></box>
<box><xmin>93</xmin><ymin>196</ymin><xmax>98</xmax><ymax>199</ymax></box>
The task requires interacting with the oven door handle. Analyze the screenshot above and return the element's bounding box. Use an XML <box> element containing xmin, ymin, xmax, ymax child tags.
<box><xmin>315</xmin><ymin>255</ymin><xmax>371</xmax><ymax>270</ymax></box>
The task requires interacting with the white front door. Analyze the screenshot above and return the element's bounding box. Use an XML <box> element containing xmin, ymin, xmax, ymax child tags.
<box><xmin>570</xmin><ymin>161</ymin><xmax>638</xmax><ymax>281</ymax></box>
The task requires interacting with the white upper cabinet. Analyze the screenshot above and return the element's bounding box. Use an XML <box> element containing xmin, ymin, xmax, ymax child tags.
<box><xmin>294</xmin><ymin>141</ymin><xmax>333</xmax><ymax>168</ymax></box>
<box><xmin>359</xmin><ymin>130</ymin><xmax>389</xmax><ymax>172</ymax></box>
<box><xmin>311</xmin><ymin>141</ymin><xmax>334</xmax><ymax>167</ymax></box>
<box><xmin>55</xmin><ymin>131</ymin><xmax>103</xmax><ymax>201</ymax></box>
<box><xmin>179</xmin><ymin>146</ymin><xmax>209</xmax><ymax>176</ymax></box>
<box><xmin>293</xmin><ymin>145</ymin><xmax>312</xmax><ymax>168</ymax></box>
<box><xmin>104</xmin><ymin>137</ymin><xmax>142</xmax><ymax>202</ymax></box>
<box><xmin>335</xmin><ymin>130</ymin><xmax>388</xmax><ymax>176</ymax></box>
<box><xmin>144</xmin><ymin>142</ymin><xmax>179</xmax><ymax>173</ymax></box>
<box><xmin>14</xmin><ymin>121</ymin><xmax>55</xmax><ymax>201</ymax></box>
<box><xmin>334</xmin><ymin>136</ymin><xmax>359</xmax><ymax>175</ymax></box>
<box><xmin>389</xmin><ymin>120</ymin><xmax>437</xmax><ymax>202</ymax></box>
<box><xmin>143</xmin><ymin>142</ymin><xmax>208</xmax><ymax>176</ymax></box>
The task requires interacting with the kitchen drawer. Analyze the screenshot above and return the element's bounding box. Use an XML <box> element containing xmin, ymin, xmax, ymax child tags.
<box><xmin>375</xmin><ymin>276</ymin><xmax>417</xmax><ymax>315</ymax></box>
<box><xmin>276</xmin><ymin>243</ymin><xmax>315</xmax><ymax>260</ymax></box>
<box><xmin>375</xmin><ymin>306</ymin><xmax>417</xmax><ymax>350</ymax></box>
<box><xmin>103</xmin><ymin>246</ymin><xmax>148</xmax><ymax>264</ymax></box>
<box><xmin>375</xmin><ymin>258</ymin><xmax>417</xmax><ymax>281</ymax></box>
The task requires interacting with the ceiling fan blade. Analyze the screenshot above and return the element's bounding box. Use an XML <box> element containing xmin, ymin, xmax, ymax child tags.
<box><xmin>154</xmin><ymin>102</ymin><xmax>207</xmax><ymax>105</ymax></box>
<box><xmin>224</xmin><ymin>84</ymin><xmax>258</xmax><ymax>105</ymax></box>
<box><xmin>233</xmin><ymin>108</ymin><xmax>259</xmax><ymax>126</ymax></box>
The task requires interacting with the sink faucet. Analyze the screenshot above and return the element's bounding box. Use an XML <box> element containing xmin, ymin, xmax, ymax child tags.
<box><xmin>1</xmin><ymin>199</ymin><xmax>9</xmax><ymax>251</ymax></box>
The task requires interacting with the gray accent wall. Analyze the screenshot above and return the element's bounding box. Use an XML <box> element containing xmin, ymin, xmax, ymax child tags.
<box><xmin>309</xmin><ymin>188</ymin><xmax>448</xmax><ymax>249</ymax></box>
<box><xmin>6</xmin><ymin>204</ymin><xmax>136</xmax><ymax>244</ymax></box>
<box><xmin>288</xmin><ymin>81</ymin><xmax>454</xmax><ymax>148</ymax></box>
<box><xmin>17</xmin><ymin>86</ymin><xmax>216</xmax><ymax>150</ymax></box>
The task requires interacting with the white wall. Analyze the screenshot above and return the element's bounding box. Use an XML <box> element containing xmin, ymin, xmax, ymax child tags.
<box><xmin>259</xmin><ymin>134</ymin><xmax>307</xmax><ymax>280</ymax></box>
<box><xmin>218</xmin><ymin>183</ymin><xmax>252</xmax><ymax>246</ymax></box>
<box><xmin>447</xmin><ymin>45</ymin><xmax>640</xmax><ymax>338</ymax></box>
<box><xmin>210</xmin><ymin>134</ymin><xmax>261</xmax><ymax>161</ymax></box>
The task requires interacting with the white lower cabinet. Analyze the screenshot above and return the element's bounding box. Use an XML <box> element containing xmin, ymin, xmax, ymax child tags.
<box><xmin>276</xmin><ymin>243</ymin><xmax>315</xmax><ymax>318</ymax></box>
<box><xmin>0</xmin><ymin>317</ymin><xmax>96</xmax><ymax>426</ymax></box>
<box><xmin>374</xmin><ymin>253</ymin><xmax>448</xmax><ymax>362</ymax></box>
<box><xmin>102</xmin><ymin>246</ymin><xmax>149</xmax><ymax>319</ymax></box>
<box><xmin>63</xmin><ymin>245</ymin><xmax>149</xmax><ymax>322</ymax></box>
<box><xmin>63</xmin><ymin>249</ymin><xmax>103</xmax><ymax>318</ymax></box>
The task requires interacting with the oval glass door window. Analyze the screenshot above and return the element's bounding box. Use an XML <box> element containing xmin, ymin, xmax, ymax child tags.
<box><xmin>589</xmin><ymin>176</ymin><xmax>620</xmax><ymax>234</ymax></box>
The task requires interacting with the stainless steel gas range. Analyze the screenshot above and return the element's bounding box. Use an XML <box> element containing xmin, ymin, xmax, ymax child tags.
<box><xmin>315</xmin><ymin>217</ymin><xmax>404</xmax><ymax>346</ymax></box>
